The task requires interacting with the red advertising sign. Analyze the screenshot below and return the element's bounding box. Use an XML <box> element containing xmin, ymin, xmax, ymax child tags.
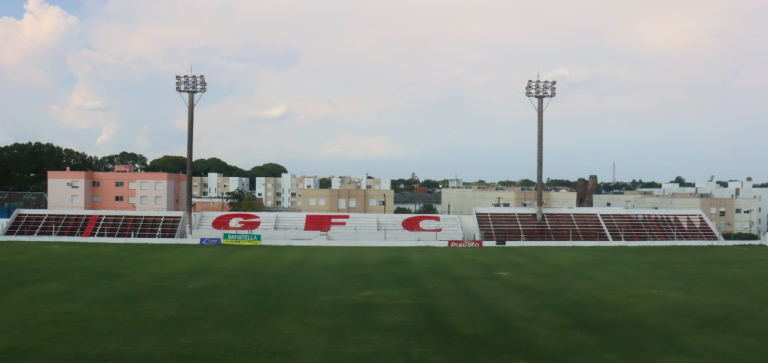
<box><xmin>448</xmin><ymin>240</ymin><xmax>483</xmax><ymax>247</ymax></box>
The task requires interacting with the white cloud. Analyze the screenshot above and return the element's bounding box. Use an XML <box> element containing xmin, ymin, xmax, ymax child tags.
<box><xmin>321</xmin><ymin>136</ymin><xmax>420</xmax><ymax>159</ymax></box>
<box><xmin>132</xmin><ymin>126</ymin><xmax>152</xmax><ymax>149</ymax></box>
<box><xmin>96</xmin><ymin>122</ymin><xmax>117</xmax><ymax>145</ymax></box>
<box><xmin>1</xmin><ymin>0</ymin><xmax>767</xmax><ymax>181</ymax></box>
<box><xmin>0</xmin><ymin>0</ymin><xmax>80</xmax><ymax>66</ymax></box>
<box><xmin>246</xmin><ymin>104</ymin><xmax>290</xmax><ymax>121</ymax></box>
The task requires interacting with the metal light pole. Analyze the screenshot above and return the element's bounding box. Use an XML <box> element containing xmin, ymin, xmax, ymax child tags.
<box><xmin>525</xmin><ymin>76</ymin><xmax>556</xmax><ymax>221</ymax></box>
<box><xmin>176</xmin><ymin>73</ymin><xmax>207</xmax><ymax>235</ymax></box>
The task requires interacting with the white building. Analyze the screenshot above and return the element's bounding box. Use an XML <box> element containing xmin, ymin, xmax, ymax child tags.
<box><xmin>594</xmin><ymin>181</ymin><xmax>766</xmax><ymax>234</ymax></box>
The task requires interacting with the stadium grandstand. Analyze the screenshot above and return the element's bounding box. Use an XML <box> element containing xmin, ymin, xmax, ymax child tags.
<box><xmin>0</xmin><ymin>207</ymin><xmax>750</xmax><ymax>246</ymax></box>
<box><xmin>474</xmin><ymin>207</ymin><xmax>720</xmax><ymax>243</ymax></box>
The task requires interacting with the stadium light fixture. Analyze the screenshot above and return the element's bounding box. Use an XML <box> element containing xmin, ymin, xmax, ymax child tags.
<box><xmin>525</xmin><ymin>74</ymin><xmax>557</xmax><ymax>222</ymax></box>
<box><xmin>176</xmin><ymin>71</ymin><xmax>207</xmax><ymax>235</ymax></box>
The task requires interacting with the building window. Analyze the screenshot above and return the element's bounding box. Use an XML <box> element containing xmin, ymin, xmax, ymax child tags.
<box><xmin>223</xmin><ymin>184</ymin><xmax>228</xmax><ymax>188</ymax></box>
<box><xmin>339</xmin><ymin>199</ymin><xmax>346</xmax><ymax>209</ymax></box>
<box><xmin>319</xmin><ymin>198</ymin><xmax>326</xmax><ymax>206</ymax></box>
<box><xmin>155</xmin><ymin>196</ymin><xmax>162</xmax><ymax>205</ymax></box>
<box><xmin>193</xmin><ymin>191</ymin><xmax>199</xmax><ymax>196</ymax></box>
<box><xmin>155</xmin><ymin>182</ymin><xmax>163</xmax><ymax>190</ymax></box>
<box><xmin>129</xmin><ymin>196</ymin><xmax>136</xmax><ymax>204</ymax></box>
<box><xmin>140</xmin><ymin>181</ymin><xmax>148</xmax><ymax>190</ymax></box>
<box><xmin>203</xmin><ymin>192</ymin><xmax>208</xmax><ymax>196</ymax></box>
<box><xmin>203</xmin><ymin>183</ymin><xmax>208</xmax><ymax>188</ymax></box>
<box><xmin>276</xmin><ymin>192</ymin><xmax>282</xmax><ymax>197</ymax></box>
<box><xmin>267</xmin><ymin>201</ymin><xmax>273</xmax><ymax>206</ymax></box>
<box><xmin>298</xmin><ymin>201</ymin><xmax>302</xmax><ymax>206</ymax></box>
<box><xmin>366</xmin><ymin>185</ymin><xmax>372</xmax><ymax>189</ymax></box>
<box><xmin>92</xmin><ymin>181</ymin><xmax>100</xmax><ymax>187</ymax></box>
<box><xmin>503</xmin><ymin>203</ymin><xmax>510</xmax><ymax>207</ymax></box>
<box><xmin>129</xmin><ymin>182</ymin><xmax>136</xmax><ymax>190</ymax></box>
<box><xmin>309</xmin><ymin>198</ymin><xmax>317</xmax><ymax>206</ymax></box>
<box><xmin>92</xmin><ymin>195</ymin><xmax>101</xmax><ymax>202</ymax></box>
<box><xmin>710</xmin><ymin>207</ymin><xmax>716</xmax><ymax>216</ymax></box>
<box><xmin>370</xmin><ymin>198</ymin><xmax>377</xmax><ymax>206</ymax></box>
<box><xmin>291</xmin><ymin>193</ymin><xmax>296</xmax><ymax>197</ymax></box>
<box><xmin>607</xmin><ymin>202</ymin><xmax>612</xmax><ymax>207</ymax></box>
<box><xmin>115</xmin><ymin>181</ymin><xmax>124</xmax><ymax>187</ymax></box>
<box><xmin>306</xmin><ymin>185</ymin><xmax>312</xmax><ymax>189</ymax></box>
<box><xmin>375</xmin><ymin>185</ymin><xmax>380</xmax><ymax>190</ymax></box>
<box><xmin>719</xmin><ymin>222</ymin><xmax>725</xmax><ymax>229</ymax></box>
<box><xmin>71</xmin><ymin>195</ymin><xmax>79</xmax><ymax>203</ymax></box>
<box><xmin>115</xmin><ymin>196</ymin><xmax>124</xmax><ymax>202</ymax></box>
<box><xmin>267</xmin><ymin>183</ymin><xmax>272</xmax><ymax>188</ymax></box>
<box><xmin>736</xmin><ymin>208</ymin><xmax>742</xmax><ymax>214</ymax></box>
<box><xmin>193</xmin><ymin>183</ymin><xmax>199</xmax><ymax>187</ymax></box>
<box><xmin>720</xmin><ymin>211</ymin><xmax>726</xmax><ymax>217</ymax></box>
<box><xmin>140</xmin><ymin>196</ymin><xmax>148</xmax><ymax>204</ymax></box>
<box><xmin>349</xmin><ymin>199</ymin><xmax>356</xmax><ymax>208</ymax></box>
<box><xmin>267</xmin><ymin>192</ymin><xmax>272</xmax><ymax>197</ymax></box>
<box><xmin>276</xmin><ymin>201</ymin><xmax>282</xmax><ymax>207</ymax></box>
<box><xmin>257</xmin><ymin>193</ymin><xmax>263</xmax><ymax>197</ymax></box>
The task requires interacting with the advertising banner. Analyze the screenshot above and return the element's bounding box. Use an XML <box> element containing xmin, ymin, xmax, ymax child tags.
<box><xmin>448</xmin><ymin>240</ymin><xmax>483</xmax><ymax>247</ymax></box>
<box><xmin>200</xmin><ymin>238</ymin><xmax>222</xmax><ymax>245</ymax></box>
<box><xmin>223</xmin><ymin>233</ymin><xmax>262</xmax><ymax>245</ymax></box>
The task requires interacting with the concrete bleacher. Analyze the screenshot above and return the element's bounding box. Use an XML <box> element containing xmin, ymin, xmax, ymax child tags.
<box><xmin>474</xmin><ymin>207</ymin><xmax>721</xmax><ymax>243</ymax></box>
<box><xmin>193</xmin><ymin>212</ymin><xmax>464</xmax><ymax>242</ymax></box>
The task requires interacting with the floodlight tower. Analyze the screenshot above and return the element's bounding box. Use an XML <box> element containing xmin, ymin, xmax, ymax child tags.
<box><xmin>525</xmin><ymin>76</ymin><xmax>556</xmax><ymax>222</ymax></box>
<box><xmin>176</xmin><ymin>73</ymin><xmax>207</xmax><ymax>235</ymax></box>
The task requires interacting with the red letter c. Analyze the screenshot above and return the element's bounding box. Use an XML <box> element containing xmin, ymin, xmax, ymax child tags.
<box><xmin>402</xmin><ymin>216</ymin><xmax>442</xmax><ymax>232</ymax></box>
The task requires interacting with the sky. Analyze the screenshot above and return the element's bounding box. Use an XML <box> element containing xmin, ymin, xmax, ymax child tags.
<box><xmin>1</xmin><ymin>0</ymin><xmax>766</xmax><ymax>183</ymax></box>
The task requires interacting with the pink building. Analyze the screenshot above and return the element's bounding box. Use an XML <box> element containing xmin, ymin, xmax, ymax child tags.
<box><xmin>48</xmin><ymin>166</ymin><xmax>187</xmax><ymax>211</ymax></box>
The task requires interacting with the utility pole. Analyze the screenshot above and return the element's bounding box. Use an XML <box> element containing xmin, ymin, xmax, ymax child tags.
<box><xmin>613</xmin><ymin>162</ymin><xmax>616</xmax><ymax>184</ymax></box>
<box><xmin>176</xmin><ymin>72</ymin><xmax>207</xmax><ymax>236</ymax></box>
<box><xmin>525</xmin><ymin>75</ymin><xmax>556</xmax><ymax>221</ymax></box>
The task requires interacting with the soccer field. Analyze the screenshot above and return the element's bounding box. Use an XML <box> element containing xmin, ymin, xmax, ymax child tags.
<box><xmin>1</xmin><ymin>242</ymin><xmax>767</xmax><ymax>363</ymax></box>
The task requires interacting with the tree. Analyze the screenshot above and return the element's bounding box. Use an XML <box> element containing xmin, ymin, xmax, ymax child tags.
<box><xmin>415</xmin><ymin>203</ymin><xmax>438</xmax><ymax>214</ymax></box>
<box><xmin>0</xmin><ymin>142</ymin><xmax>102</xmax><ymax>190</ymax></box>
<box><xmin>518</xmin><ymin>179</ymin><xmax>535</xmax><ymax>187</ymax></box>
<box><xmin>410</xmin><ymin>172</ymin><xmax>419</xmax><ymax>182</ymax></box>
<box><xmin>193</xmin><ymin>157</ymin><xmax>247</xmax><ymax>177</ymax></box>
<box><xmin>670</xmin><ymin>176</ymin><xmax>694</xmax><ymax>187</ymax></box>
<box><xmin>747</xmin><ymin>177</ymin><xmax>753</xmax><ymax>182</ymax></box>
<box><xmin>319</xmin><ymin>177</ymin><xmax>332</xmax><ymax>189</ymax></box>
<box><xmin>99</xmin><ymin>152</ymin><xmax>148</xmax><ymax>171</ymax></box>
<box><xmin>226</xmin><ymin>189</ymin><xmax>264</xmax><ymax>212</ymax></box>
<box><xmin>498</xmin><ymin>180</ymin><xmax>517</xmax><ymax>187</ymax></box>
<box><xmin>393</xmin><ymin>207</ymin><xmax>412</xmax><ymax>214</ymax></box>
<box><xmin>145</xmin><ymin>155</ymin><xmax>187</xmax><ymax>173</ymax></box>
<box><xmin>247</xmin><ymin>163</ymin><xmax>288</xmax><ymax>178</ymax></box>
<box><xmin>420</xmin><ymin>179</ymin><xmax>440</xmax><ymax>189</ymax></box>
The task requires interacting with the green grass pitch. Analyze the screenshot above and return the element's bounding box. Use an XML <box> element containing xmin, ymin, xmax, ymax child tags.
<box><xmin>1</xmin><ymin>242</ymin><xmax>768</xmax><ymax>363</ymax></box>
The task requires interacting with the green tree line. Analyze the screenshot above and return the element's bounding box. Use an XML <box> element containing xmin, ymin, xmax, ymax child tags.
<box><xmin>0</xmin><ymin>142</ymin><xmax>286</xmax><ymax>191</ymax></box>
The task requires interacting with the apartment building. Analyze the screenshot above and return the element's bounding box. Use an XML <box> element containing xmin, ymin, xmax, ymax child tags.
<box><xmin>594</xmin><ymin>181</ymin><xmax>765</xmax><ymax>234</ymax></box>
<box><xmin>255</xmin><ymin>173</ymin><xmax>320</xmax><ymax>208</ymax></box>
<box><xmin>48</xmin><ymin>166</ymin><xmax>186</xmax><ymax>211</ymax></box>
<box><xmin>441</xmin><ymin>188</ymin><xmax>577</xmax><ymax>215</ymax></box>
<box><xmin>191</xmin><ymin>173</ymin><xmax>249</xmax><ymax>197</ymax></box>
<box><xmin>332</xmin><ymin>176</ymin><xmax>391</xmax><ymax>190</ymax></box>
<box><xmin>298</xmin><ymin>188</ymin><xmax>394</xmax><ymax>214</ymax></box>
